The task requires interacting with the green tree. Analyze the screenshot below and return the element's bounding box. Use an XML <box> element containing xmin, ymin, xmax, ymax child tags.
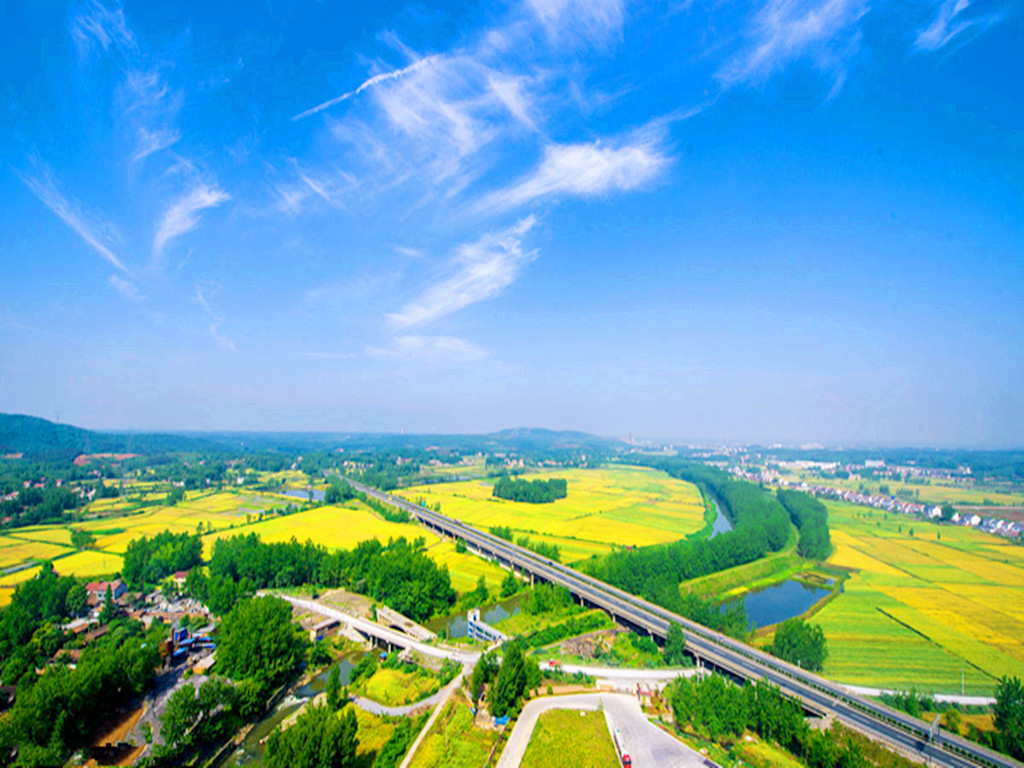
<box><xmin>664</xmin><ymin>621</ymin><xmax>687</xmax><ymax>665</ymax></box>
<box><xmin>941</xmin><ymin>503</ymin><xmax>957</xmax><ymax>521</ymax></box>
<box><xmin>160</xmin><ymin>684</ymin><xmax>201</xmax><ymax>754</ymax></box>
<box><xmin>99</xmin><ymin>584</ymin><xmax>115</xmax><ymax>624</ymax></box>
<box><xmin>500</xmin><ymin>570</ymin><xmax>520</xmax><ymax>598</ymax></box>
<box><xmin>470</xmin><ymin>651</ymin><xmax>498</xmax><ymax>708</ymax></box>
<box><xmin>768</xmin><ymin>618</ymin><xmax>828</xmax><ymax>672</ymax></box>
<box><xmin>65</xmin><ymin>584</ymin><xmax>87</xmax><ymax>616</ymax></box>
<box><xmin>995</xmin><ymin>676</ymin><xmax>1024</xmax><ymax>760</ymax></box>
<box><xmin>326</xmin><ymin>664</ymin><xmax>342</xmax><ymax>712</ymax></box>
<box><xmin>217</xmin><ymin>596</ymin><xmax>308</xmax><ymax>686</ymax></box>
<box><xmin>489</xmin><ymin>640</ymin><xmax>527</xmax><ymax>717</ymax></box>
<box><xmin>265</xmin><ymin>703</ymin><xmax>358</xmax><ymax>768</ymax></box>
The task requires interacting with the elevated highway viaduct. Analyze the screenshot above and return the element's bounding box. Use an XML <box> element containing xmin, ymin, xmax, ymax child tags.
<box><xmin>348</xmin><ymin>480</ymin><xmax>1021</xmax><ymax>768</ymax></box>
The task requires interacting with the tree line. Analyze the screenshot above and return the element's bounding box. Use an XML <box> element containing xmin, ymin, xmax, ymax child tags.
<box><xmin>122</xmin><ymin>530</ymin><xmax>203</xmax><ymax>590</ymax></box>
<box><xmin>492</xmin><ymin>474</ymin><xmax>568</xmax><ymax>504</ymax></box>
<box><xmin>187</xmin><ymin>533</ymin><xmax>456</xmax><ymax>621</ymax></box>
<box><xmin>777</xmin><ymin>489</ymin><xmax>832</xmax><ymax>559</ymax></box>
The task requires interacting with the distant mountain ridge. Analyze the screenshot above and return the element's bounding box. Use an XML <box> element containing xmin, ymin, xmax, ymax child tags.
<box><xmin>0</xmin><ymin>413</ymin><xmax>224</xmax><ymax>460</ymax></box>
<box><xmin>0</xmin><ymin>413</ymin><xmax>625</xmax><ymax>461</ymax></box>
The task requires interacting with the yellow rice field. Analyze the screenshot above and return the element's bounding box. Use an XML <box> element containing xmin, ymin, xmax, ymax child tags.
<box><xmin>395</xmin><ymin>465</ymin><xmax>706</xmax><ymax>563</ymax></box>
<box><xmin>0</xmin><ymin>489</ymin><xmax>507</xmax><ymax>597</ymax></box>
<box><xmin>816</xmin><ymin>500</ymin><xmax>1024</xmax><ymax>694</ymax></box>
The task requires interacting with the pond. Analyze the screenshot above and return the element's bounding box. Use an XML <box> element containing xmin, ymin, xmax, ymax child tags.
<box><xmin>426</xmin><ymin>595</ymin><xmax>523</xmax><ymax>639</ymax></box>
<box><xmin>708</xmin><ymin>496</ymin><xmax>734</xmax><ymax>539</ymax></box>
<box><xmin>280</xmin><ymin>488</ymin><xmax>325</xmax><ymax>502</ymax></box>
<box><xmin>729</xmin><ymin>579</ymin><xmax>831</xmax><ymax>630</ymax></box>
<box><xmin>226</xmin><ymin>655</ymin><xmax>359</xmax><ymax>766</ymax></box>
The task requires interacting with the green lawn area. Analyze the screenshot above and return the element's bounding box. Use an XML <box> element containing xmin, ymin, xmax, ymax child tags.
<box><xmin>407</xmin><ymin>701</ymin><xmax>497</xmax><ymax>768</ymax></box>
<box><xmin>354</xmin><ymin>667</ymin><xmax>440</xmax><ymax>707</ymax></box>
<box><xmin>521</xmin><ymin>709</ymin><xmax>619</xmax><ymax>768</ymax></box>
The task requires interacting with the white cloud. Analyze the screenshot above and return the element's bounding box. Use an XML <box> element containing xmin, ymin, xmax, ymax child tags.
<box><xmin>109</xmin><ymin>274</ymin><xmax>144</xmax><ymax>301</ymax></box>
<box><xmin>488</xmin><ymin>74</ymin><xmax>537</xmax><ymax>130</ymax></box>
<box><xmin>387</xmin><ymin>217</ymin><xmax>537</xmax><ymax>329</ymax></box>
<box><xmin>70</xmin><ymin>0</ymin><xmax>137</xmax><ymax>59</ymax></box>
<box><xmin>525</xmin><ymin>0</ymin><xmax>625</xmax><ymax>46</ymax></box>
<box><xmin>367</xmin><ymin>335</ymin><xmax>485</xmax><ymax>360</ymax></box>
<box><xmin>132</xmin><ymin>126</ymin><xmax>181</xmax><ymax>163</ymax></box>
<box><xmin>19</xmin><ymin>161</ymin><xmax>129</xmax><ymax>273</ymax></box>
<box><xmin>153</xmin><ymin>185</ymin><xmax>230</xmax><ymax>260</ymax></box>
<box><xmin>208</xmin><ymin>321</ymin><xmax>236</xmax><ymax>353</ymax></box>
<box><xmin>478</xmin><ymin>133</ymin><xmax>668</xmax><ymax>212</ymax></box>
<box><xmin>719</xmin><ymin>0</ymin><xmax>869</xmax><ymax>88</ymax></box>
<box><xmin>914</xmin><ymin>0</ymin><xmax>1003</xmax><ymax>52</ymax></box>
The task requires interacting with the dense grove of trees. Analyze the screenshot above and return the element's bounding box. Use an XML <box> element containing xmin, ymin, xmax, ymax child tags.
<box><xmin>265</xmin><ymin>703</ymin><xmax>359</xmax><ymax>768</ymax></box>
<box><xmin>217</xmin><ymin>596</ymin><xmax>309</xmax><ymax>687</ymax></box>
<box><xmin>122</xmin><ymin>530</ymin><xmax>203</xmax><ymax>589</ymax></box>
<box><xmin>0</xmin><ymin>562</ymin><xmax>85</xmax><ymax>684</ymax></box>
<box><xmin>767</xmin><ymin>618</ymin><xmax>828</xmax><ymax>671</ymax></box>
<box><xmin>156</xmin><ymin>677</ymin><xmax>242</xmax><ymax>764</ymax></box>
<box><xmin>492</xmin><ymin>474</ymin><xmax>567</xmax><ymax>504</ymax></box>
<box><xmin>193</xmin><ymin>534</ymin><xmax>456</xmax><ymax>621</ymax></box>
<box><xmin>777</xmin><ymin>490</ymin><xmax>832</xmax><ymax>559</ymax></box>
<box><xmin>671</xmin><ymin>675</ymin><xmax>887</xmax><ymax>768</ymax></box>
<box><xmin>324</xmin><ymin>476</ymin><xmax>357</xmax><ymax>505</ymax></box>
<box><xmin>0</xmin><ymin>482</ymin><xmax>82</xmax><ymax>527</ymax></box>
<box><xmin>472</xmin><ymin>639</ymin><xmax>542</xmax><ymax>718</ymax></box>
<box><xmin>0</xmin><ymin>620</ymin><xmax>164</xmax><ymax>766</ymax></box>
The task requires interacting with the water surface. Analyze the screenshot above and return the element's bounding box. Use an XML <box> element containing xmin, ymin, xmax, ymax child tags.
<box><xmin>731</xmin><ymin>579</ymin><xmax>830</xmax><ymax>630</ymax></box>
<box><xmin>426</xmin><ymin>595</ymin><xmax>523</xmax><ymax>639</ymax></box>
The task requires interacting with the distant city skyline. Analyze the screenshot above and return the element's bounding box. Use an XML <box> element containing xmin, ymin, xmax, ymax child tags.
<box><xmin>1</xmin><ymin>0</ymin><xmax>1021</xmax><ymax>446</ymax></box>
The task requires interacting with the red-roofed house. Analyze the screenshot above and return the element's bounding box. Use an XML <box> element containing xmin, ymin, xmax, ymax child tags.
<box><xmin>85</xmin><ymin>579</ymin><xmax>126</xmax><ymax>602</ymax></box>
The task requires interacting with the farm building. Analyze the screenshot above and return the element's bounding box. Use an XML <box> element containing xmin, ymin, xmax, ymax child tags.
<box><xmin>85</xmin><ymin>579</ymin><xmax>126</xmax><ymax>602</ymax></box>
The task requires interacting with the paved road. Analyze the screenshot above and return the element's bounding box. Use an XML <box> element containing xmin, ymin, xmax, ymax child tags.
<box><xmin>495</xmin><ymin>693</ymin><xmax>706</xmax><ymax>768</ymax></box>
<box><xmin>350</xmin><ymin>480</ymin><xmax>1024</xmax><ymax>768</ymax></box>
<box><xmin>352</xmin><ymin>668</ymin><xmax>468</xmax><ymax>716</ymax></box>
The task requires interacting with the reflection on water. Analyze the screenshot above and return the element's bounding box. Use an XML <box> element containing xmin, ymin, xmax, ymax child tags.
<box><xmin>730</xmin><ymin>580</ymin><xmax>831</xmax><ymax>630</ymax></box>
<box><xmin>228</xmin><ymin>656</ymin><xmax>357</xmax><ymax>766</ymax></box>
<box><xmin>280</xmin><ymin>488</ymin><xmax>325</xmax><ymax>502</ymax></box>
<box><xmin>426</xmin><ymin>595</ymin><xmax>522</xmax><ymax>639</ymax></box>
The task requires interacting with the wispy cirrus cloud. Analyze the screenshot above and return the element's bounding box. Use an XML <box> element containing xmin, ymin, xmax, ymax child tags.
<box><xmin>74</xmin><ymin>1</ymin><xmax>182</xmax><ymax>165</ymax></box>
<box><xmin>719</xmin><ymin>0</ymin><xmax>869</xmax><ymax>91</ymax></box>
<box><xmin>525</xmin><ymin>0</ymin><xmax>625</xmax><ymax>47</ymax></box>
<box><xmin>195</xmin><ymin>283</ymin><xmax>236</xmax><ymax>352</ymax></box>
<box><xmin>367</xmin><ymin>334</ymin><xmax>485</xmax><ymax>360</ymax></box>
<box><xmin>914</xmin><ymin>0</ymin><xmax>1004</xmax><ymax>52</ymax></box>
<box><xmin>70</xmin><ymin>0</ymin><xmax>137</xmax><ymax>58</ymax></box>
<box><xmin>109</xmin><ymin>274</ymin><xmax>144</xmax><ymax>301</ymax></box>
<box><xmin>19</xmin><ymin>160</ymin><xmax>129</xmax><ymax>274</ymax></box>
<box><xmin>387</xmin><ymin>217</ymin><xmax>537</xmax><ymax>329</ymax></box>
<box><xmin>153</xmin><ymin>185</ymin><xmax>230</xmax><ymax>261</ymax></box>
<box><xmin>477</xmin><ymin>130</ymin><xmax>669</xmax><ymax>212</ymax></box>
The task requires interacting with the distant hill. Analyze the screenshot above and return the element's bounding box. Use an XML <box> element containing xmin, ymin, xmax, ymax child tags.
<box><xmin>0</xmin><ymin>414</ymin><xmax>626</xmax><ymax>462</ymax></box>
<box><xmin>0</xmin><ymin>414</ymin><xmax>223</xmax><ymax>461</ymax></box>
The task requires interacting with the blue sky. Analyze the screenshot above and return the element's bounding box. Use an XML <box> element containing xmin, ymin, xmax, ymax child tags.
<box><xmin>1</xmin><ymin>0</ymin><xmax>1021</xmax><ymax>445</ymax></box>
